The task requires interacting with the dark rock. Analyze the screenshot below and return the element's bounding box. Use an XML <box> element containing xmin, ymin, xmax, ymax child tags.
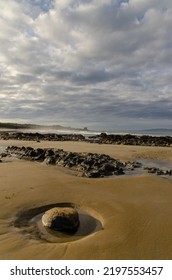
<box><xmin>35</xmin><ymin>148</ymin><xmax>45</xmax><ymax>155</ymax></box>
<box><xmin>44</xmin><ymin>156</ymin><xmax>57</xmax><ymax>165</ymax></box>
<box><xmin>132</xmin><ymin>161</ymin><xmax>142</xmax><ymax>168</ymax></box>
<box><xmin>5</xmin><ymin>144</ymin><xmax>172</xmax><ymax>178</ymax></box>
<box><xmin>147</xmin><ymin>168</ymin><xmax>158</xmax><ymax>174</ymax></box>
<box><xmin>1</xmin><ymin>131</ymin><xmax>172</xmax><ymax>146</ymax></box>
<box><xmin>83</xmin><ymin>170</ymin><xmax>102</xmax><ymax>178</ymax></box>
<box><xmin>42</xmin><ymin>207</ymin><xmax>80</xmax><ymax>233</ymax></box>
<box><xmin>34</xmin><ymin>149</ymin><xmax>46</xmax><ymax>161</ymax></box>
<box><xmin>114</xmin><ymin>168</ymin><xmax>125</xmax><ymax>175</ymax></box>
<box><xmin>0</xmin><ymin>152</ymin><xmax>9</xmax><ymax>157</ymax></box>
<box><xmin>99</xmin><ymin>163</ymin><xmax>115</xmax><ymax>174</ymax></box>
<box><xmin>157</xmin><ymin>169</ymin><xmax>168</xmax><ymax>175</ymax></box>
<box><xmin>4</xmin><ymin>146</ymin><xmax>146</xmax><ymax>178</ymax></box>
<box><xmin>45</xmin><ymin>149</ymin><xmax>54</xmax><ymax>157</ymax></box>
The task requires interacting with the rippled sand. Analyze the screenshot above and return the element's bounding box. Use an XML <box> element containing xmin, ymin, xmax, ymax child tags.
<box><xmin>0</xmin><ymin>140</ymin><xmax>172</xmax><ymax>260</ymax></box>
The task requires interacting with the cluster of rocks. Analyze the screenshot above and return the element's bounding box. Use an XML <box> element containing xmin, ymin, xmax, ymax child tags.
<box><xmin>0</xmin><ymin>131</ymin><xmax>172</xmax><ymax>147</ymax></box>
<box><xmin>42</xmin><ymin>207</ymin><xmax>80</xmax><ymax>234</ymax></box>
<box><xmin>144</xmin><ymin>167</ymin><xmax>172</xmax><ymax>176</ymax></box>
<box><xmin>2</xmin><ymin>146</ymin><xmax>172</xmax><ymax>178</ymax></box>
<box><xmin>5</xmin><ymin>146</ymin><xmax>141</xmax><ymax>178</ymax></box>
<box><xmin>89</xmin><ymin>133</ymin><xmax>172</xmax><ymax>147</ymax></box>
<box><xmin>0</xmin><ymin>146</ymin><xmax>172</xmax><ymax>178</ymax></box>
<box><xmin>0</xmin><ymin>132</ymin><xmax>85</xmax><ymax>142</ymax></box>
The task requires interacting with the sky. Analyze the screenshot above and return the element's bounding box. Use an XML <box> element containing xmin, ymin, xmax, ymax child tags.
<box><xmin>0</xmin><ymin>0</ymin><xmax>172</xmax><ymax>131</ymax></box>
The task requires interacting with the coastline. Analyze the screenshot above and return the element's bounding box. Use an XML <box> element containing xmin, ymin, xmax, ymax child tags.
<box><xmin>0</xmin><ymin>140</ymin><xmax>172</xmax><ymax>259</ymax></box>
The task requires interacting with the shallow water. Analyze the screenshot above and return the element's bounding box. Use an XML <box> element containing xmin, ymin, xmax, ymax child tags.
<box><xmin>34</xmin><ymin>210</ymin><xmax>102</xmax><ymax>243</ymax></box>
<box><xmin>120</xmin><ymin>158</ymin><xmax>172</xmax><ymax>179</ymax></box>
<box><xmin>13</xmin><ymin>203</ymin><xmax>103</xmax><ymax>243</ymax></box>
<box><xmin>138</xmin><ymin>158</ymin><xmax>172</xmax><ymax>170</ymax></box>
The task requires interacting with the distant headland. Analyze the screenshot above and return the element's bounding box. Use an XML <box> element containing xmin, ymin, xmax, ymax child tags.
<box><xmin>0</xmin><ymin>122</ymin><xmax>89</xmax><ymax>132</ymax></box>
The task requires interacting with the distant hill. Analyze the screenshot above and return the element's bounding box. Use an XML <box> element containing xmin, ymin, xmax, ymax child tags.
<box><xmin>139</xmin><ymin>128</ymin><xmax>172</xmax><ymax>134</ymax></box>
<box><xmin>0</xmin><ymin>122</ymin><xmax>89</xmax><ymax>132</ymax></box>
<box><xmin>131</xmin><ymin>128</ymin><xmax>172</xmax><ymax>136</ymax></box>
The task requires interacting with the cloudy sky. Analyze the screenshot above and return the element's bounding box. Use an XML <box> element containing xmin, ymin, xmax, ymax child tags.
<box><xmin>0</xmin><ymin>0</ymin><xmax>172</xmax><ymax>131</ymax></box>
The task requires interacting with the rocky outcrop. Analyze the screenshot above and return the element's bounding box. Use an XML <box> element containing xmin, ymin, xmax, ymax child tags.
<box><xmin>0</xmin><ymin>132</ymin><xmax>85</xmax><ymax>142</ymax></box>
<box><xmin>89</xmin><ymin>133</ymin><xmax>172</xmax><ymax>147</ymax></box>
<box><xmin>42</xmin><ymin>207</ymin><xmax>80</xmax><ymax>233</ymax></box>
<box><xmin>4</xmin><ymin>146</ymin><xmax>172</xmax><ymax>178</ymax></box>
<box><xmin>5</xmin><ymin>146</ymin><xmax>130</xmax><ymax>177</ymax></box>
<box><xmin>144</xmin><ymin>167</ymin><xmax>172</xmax><ymax>176</ymax></box>
<box><xmin>0</xmin><ymin>131</ymin><xmax>172</xmax><ymax>147</ymax></box>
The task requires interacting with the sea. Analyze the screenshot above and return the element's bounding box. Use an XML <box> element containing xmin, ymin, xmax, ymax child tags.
<box><xmin>0</xmin><ymin>128</ymin><xmax>172</xmax><ymax>137</ymax></box>
<box><xmin>106</xmin><ymin>129</ymin><xmax>172</xmax><ymax>137</ymax></box>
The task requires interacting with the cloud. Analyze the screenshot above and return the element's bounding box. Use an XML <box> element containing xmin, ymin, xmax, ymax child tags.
<box><xmin>0</xmin><ymin>0</ymin><xmax>172</xmax><ymax>130</ymax></box>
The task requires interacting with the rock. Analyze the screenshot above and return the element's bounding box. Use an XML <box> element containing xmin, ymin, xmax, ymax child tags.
<box><xmin>98</xmin><ymin>163</ymin><xmax>116</xmax><ymax>176</ymax></box>
<box><xmin>42</xmin><ymin>207</ymin><xmax>80</xmax><ymax>233</ymax></box>
<box><xmin>5</xmin><ymin>146</ymin><xmax>145</xmax><ymax>178</ymax></box>
<box><xmin>44</xmin><ymin>155</ymin><xmax>57</xmax><ymax>165</ymax></box>
<box><xmin>83</xmin><ymin>170</ymin><xmax>102</xmax><ymax>178</ymax></box>
<box><xmin>147</xmin><ymin>167</ymin><xmax>158</xmax><ymax>174</ymax></box>
<box><xmin>0</xmin><ymin>152</ymin><xmax>9</xmax><ymax>157</ymax></box>
<box><xmin>157</xmin><ymin>169</ymin><xmax>168</xmax><ymax>175</ymax></box>
<box><xmin>45</xmin><ymin>149</ymin><xmax>55</xmax><ymax>157</ymax></box>
<box><xmin>132</xmin><ymin>161</ymin><xmax>142</xmax><ymax>168</ymax></box>
<box><xmin>125</xmin><ymin>161</ymin><xmax>142</xmax><ymax>170</ymax></box>
<box><xmin>2</xmin><ymin>131</ymin><xmax>172</xmax><ymax>146</ymax></box>
<box><xmin>114</xmin><ymin>168</ymin><xmax>125</xmax><ymax>175</ymax></box>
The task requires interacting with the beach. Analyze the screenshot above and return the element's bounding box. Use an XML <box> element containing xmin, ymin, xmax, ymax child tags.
<box><xmin>0</xmin><ymin>139</ymin><xmax>172</xmax><ymax>260</ymax></box>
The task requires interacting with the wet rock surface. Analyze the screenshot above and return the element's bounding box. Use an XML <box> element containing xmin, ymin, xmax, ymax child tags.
<box><xmin>42</xmin><ymin>207</ymin><xmax>80</xmax><ymax>233</ymax></box>
<box><xmin>3</xmin><ymin>146</ymin><xmax>172</xmax><ymax>178</ymax></box>
<box><xmin>5</xmin><ymin>146</ymin><xmax>127</xmax><ymax>177</ymax></box>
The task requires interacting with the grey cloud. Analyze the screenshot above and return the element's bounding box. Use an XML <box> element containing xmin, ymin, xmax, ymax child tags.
<box><xmin>0</xmin><ymin>0</ymin><xmax>172</xmax><ymax>130</ymax></box>
<box><xmin>70</xmin><ymin>70</ymin><xmax>113</xmax><ymax>85</ymax></box>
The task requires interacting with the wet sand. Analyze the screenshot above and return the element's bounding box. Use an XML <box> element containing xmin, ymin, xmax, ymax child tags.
<box><xmin>0</xmin><ymin>140</ymin><xmax>172</xmax><ymax>260</ymax></box>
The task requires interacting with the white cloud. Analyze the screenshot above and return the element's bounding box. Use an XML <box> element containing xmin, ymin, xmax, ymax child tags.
<box><xmin>0</xmin><ymin>0</ymin><xmax>172</xmax><ymax>130</ymax></box>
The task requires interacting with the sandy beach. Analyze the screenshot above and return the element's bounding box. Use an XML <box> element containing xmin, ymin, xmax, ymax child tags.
<box><xmin>0</xmin><ymin>139</ymin><xmax>172</xmax><ymax>260</ymax></box>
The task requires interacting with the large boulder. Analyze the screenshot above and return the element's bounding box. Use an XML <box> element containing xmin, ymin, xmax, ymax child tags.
<box><xmin>42</xmin><ymin>207</ymin><xmax>80</xmax><ymax>233</ymax></box>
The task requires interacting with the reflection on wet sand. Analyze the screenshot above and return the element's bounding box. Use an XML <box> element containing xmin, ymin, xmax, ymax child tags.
<box><xmin>13</xmin><ymin>203</ymin><xmax>103</xmax><ymax>243</ymax></box>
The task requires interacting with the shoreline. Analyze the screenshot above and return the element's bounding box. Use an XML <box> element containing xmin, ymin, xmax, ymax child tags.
<box><xmin>0</xmin><ymin>140</ymin><xmax>172</xmax><ymax>259</ymax></box>
<box><xmin>0</xmin><ymin>131</ymin><xmax>172</xmax><ymax>147</ymax></box>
